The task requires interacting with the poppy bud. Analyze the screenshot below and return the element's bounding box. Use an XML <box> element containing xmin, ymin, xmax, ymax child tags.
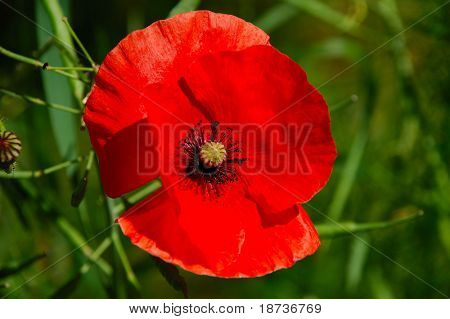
<box><xmin>71</xmin><ymin>171</ymin><xmax>88</xmax><ymax>207</ymax></box>
<box><xmin>0</xmin><ymin>131</ymin><xmax>22</xmax><ymax>173</ymax></box>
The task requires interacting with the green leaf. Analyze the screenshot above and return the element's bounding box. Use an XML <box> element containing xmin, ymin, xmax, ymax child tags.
<box><xmin>0</xmin><ymin>88</ymin><xmax>81</xmax><ymax>114</ymax></box>
<box><xmin>168</xmin><ymin>0</ymin><xmax>201</xmax><ymax>17</ymax></box>
<box><xmin>36</xmin><ymin>0</ymin><xmax>79</xmax><ymax>164</ymax></box>
<box><xmin>316</xmin><ymin>211</ymin><xmax>424</xmax><ymax>239</ymax></box>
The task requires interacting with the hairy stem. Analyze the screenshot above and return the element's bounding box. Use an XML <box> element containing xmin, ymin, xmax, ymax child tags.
<box><xmin>0</xmin><ymin>46</ymin><xmax>88</xmax><ymax>82</ymax></box>
<box><xmin>56</xmin><ymin>217</ymin><xmax>112</xmax><ymax>276</ymax></box>
<box><xmin>0</xmin><ymin>89</ymin><xmax>81</xmax><ymax>114</ymax></box>
<box><xmin>0</xmin><ymin>156</ymin><xmax>84</xmax><ymax>178</ymax></box>
<box><xmin>61</xmin><ymin>17</ymin><xmax>97</xmax><ymax>69</ymax></box>
<box><xmin>46</xmin><ymin>65</ymin><xmax>94</xmax><ymax>72</ymax></box>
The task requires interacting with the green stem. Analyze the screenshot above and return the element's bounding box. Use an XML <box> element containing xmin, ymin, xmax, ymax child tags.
<box><xmin>0</xmin><ymin>156</ymin><xmax>84</xmax><ymax>178</ymax></box>
<box><xmin>52</xmin><ymin>69</ymin><xmax>89</xmax><ymax>83</ymax></box>
<box><xmin>80</xmin><ymin>238</ymin><xmax>112</xmax><ymax>274</ymax></box>
<box><xmin>0</xmin><ymin>46</ymin><xmax>88</xmax><ymax>82</ymax></box>
<box><xmin>107</xmin><ymin>198</ymin><xmax>140</xmax><ymax>291</ymax></box>
<box><xmin>41</xmin><ymin>0</ymin><xmax>86</xmax><ymax>109</ymax></box>
<box><xmin>127</xmin><ymin>179</ymin><xmax>162</xmax><ymax>205</ymax></box>
<box><xmin>56</xmin><ymin>217</ymin><xmax>112</xmax><ymax>276</ymax></box>
<box><xmin>61</xmin><ymin>17</ymin><xmax>97</xmax><ymax>69</ymax></box>
<box><xmin>32</xmin><ymin>38</ymin><xmax>55</xmax><ymax>58</ymax></box>
<box><xmin>46</xmin><ymin>66</ymin><xmax>94</xmax><ymax>72</ymax></box>
<box><xmin>0</xmin><ymin>88</ymin><xmax>81</xmax><ymax>114</ymax></box>
<box><xmin>317</xmin><ymin>211</ymin><xmax>424</xmax><ymax>239</ymax></box>
<box><xmin>113</xmin><ymin>179</ymin><xmax>162</xmax><ymax>215</ymax></box>
<box><xmin>85</xmin><ymin>149</ymin><xmax>95</xmax><ymax>171</ymax></box>
<box><xmin>0</xmin><ymin>46</ymin><xmax>42</xmax><ymax>67</ymax></box>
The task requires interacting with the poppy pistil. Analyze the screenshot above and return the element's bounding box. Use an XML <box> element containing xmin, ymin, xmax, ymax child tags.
<box><xmin>200</xmin><ymin>141</ymin><xmax>227</xmax><ymax>167</ymax></box>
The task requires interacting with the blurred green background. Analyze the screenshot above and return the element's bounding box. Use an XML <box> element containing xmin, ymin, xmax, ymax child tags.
<box><xmin>0</xmin><ymin>0</ymin><xmax>449</xmax><ymax>298</ymax></box>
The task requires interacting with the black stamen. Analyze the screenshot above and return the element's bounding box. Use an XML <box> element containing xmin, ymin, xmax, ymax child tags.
<box><xmin>210</xmin><ymin>121</ymin><xmax>219</xmax><ymax>141</ymax></box>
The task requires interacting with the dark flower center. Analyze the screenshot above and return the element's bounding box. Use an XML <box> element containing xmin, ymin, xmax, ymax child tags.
<box><xmin>179</xmin><ymin>122</ymin><xmax>244</xmax><ymax>196</ymax></box>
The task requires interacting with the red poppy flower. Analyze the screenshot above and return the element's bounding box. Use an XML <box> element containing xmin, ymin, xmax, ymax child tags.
<box><xmin>84</xmin><ymin>11</ymin><xmax>336</xmax><ymax>278</ymax></box>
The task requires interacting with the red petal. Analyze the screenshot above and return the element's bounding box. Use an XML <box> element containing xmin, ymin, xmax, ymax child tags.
<box><xmin>118</xmin><ymin>181</ymin><xmax>249</xmax><ymax>276</ymax></box>
<box><xmin>181</xmin><ymin>45</ymin><xmax>336</xmax><ymax>223</ymax></box>
<box><xmin>220</xmin><ymin>205</ymin><xmax>320</xmax><ymax>278</ymax></box>
<box><xmin>118</xmin><ymin>182</ymin><xmax>319</xmax><ymax>277</ymax></box>
<box><xmin>84</xmin><ymin>11</ymin><xmax>270</xmax><ymax>197</ymax></box>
